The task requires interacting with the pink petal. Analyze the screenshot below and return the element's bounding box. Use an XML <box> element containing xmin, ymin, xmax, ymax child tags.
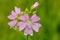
<box><xmin>11</xmin><ymin>11</ymin><xmax>18</xmax><ymax>15</ymax></box>
<box><xmin>8</xmin><ymin>20</ymin><xmax>17</xmax><ymax>27</ymax></box>
<box><xmin>17</xmin><ymin>22</ymin><xmax>26</xmax><ymax>31</ymax></box>
<box><xmin>8</xmin><ymin>11</ymin><xmax>18</xmax><ymax>20</ymax></box>
<box><xmin>24</xmin><ymin>27</ymin><xmax>33</xmax><ymax>36</ymax></box>
<box><xmin>32</xmin><ymin>23</ymin><xmax>41</xmax><ymax>32</ymax></box>
<box><xmin>15</xmin><ymin>6</ymin><xmax>20</xmax><ymax>14</ymax></box>
<box><xmin>20</xmin><ymin>14</ymin><xmax>29</xmax><ymax>21</ymax></box>
<box><xmin>8</xmin><ymin>15</ymin><xmax>14</xmax><ymax>20</ymax></box>
<box><xmin>33</xmin><ymin>2</ymin><xmax>39</xmax><ymax>8</ymax></box>
<box><xmin>33</xmin><ymin>23</ymin><xmax>41</xmax><ymax>28</ymax></box>
<box><xmin>31</xmin><ymin>14</ymin><xmax>40</xmax><ymax>22</ymax></box>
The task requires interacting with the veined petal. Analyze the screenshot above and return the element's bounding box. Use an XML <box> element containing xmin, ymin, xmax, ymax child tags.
<box><xmin>8</xmin><ymin>15</ymin><xmax>14</xmax><ymax>20</ymax></box>
<box><xmin>11</xmin><ymin>11</ymin><xmax>18</xmax><ymax>18</ymax></box>
<box><xmin>8</xmin><ymin>20</ymin><xmax>17</xmax><ymax>27</ymax></box>
<box><xmin>31</xmin><ymin>14</ymin><xmax>40</xmax><ymax>22</ymax></box>
<box><xmin>8</xmin><ymin>11</ymin><xmax>18</xmax><ymax>20</ymax></box>
<box><xmin>33</xmin><ymin>23</ymin><xmax>41</xmax><ymax>28</ymax></box>
<box><xmin>15</xmin><ymin>6</ymin><xmax>20</xmax><ymax>14</ymax></box>
<box><xmin>17</xmin><ymin>22</ymin><xmax>26</xmax><ymax>31</ymax></box>
<box><xmin>20</xmin><ymin>14</ymin><xmax>29</xmax><ymax>21</ymax></box>
<box><xmin>32</xmin><ymin>23</ymin><xmax>40</xmax><ymax>32</ymax></box>
<box><xmin>11</xmin><ymin>11</ymin><xmax>18</xmax><ymax>15</ymax></box>
<box><xmin>24</xmin><ymin>27</ymin><xmax>33</xmax><ymax>36</ymax></box>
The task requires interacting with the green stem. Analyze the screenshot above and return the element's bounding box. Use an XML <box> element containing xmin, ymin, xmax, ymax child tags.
<box><xmin>27</xmin><ymin>35</ymin><xmax>28</xmax><ymax>40</ymax></box>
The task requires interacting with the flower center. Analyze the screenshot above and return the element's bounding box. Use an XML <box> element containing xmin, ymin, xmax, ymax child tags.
<box><xmin>26</xmin><ymin>20</ymin><xmax>32</xmax><ymax>26</ymax></box>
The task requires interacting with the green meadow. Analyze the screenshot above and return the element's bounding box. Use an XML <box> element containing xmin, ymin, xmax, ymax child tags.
<box><xmin>0</xmin><ymin>0</ymin><xmax>60</xmax><ymax>40</ymax></box>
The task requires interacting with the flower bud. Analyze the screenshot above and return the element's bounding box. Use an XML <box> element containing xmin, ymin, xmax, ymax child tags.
<box><xmin>33</xmin><ymin>2</ymin><xmax>39</xmax><ymax>8</ymax></box>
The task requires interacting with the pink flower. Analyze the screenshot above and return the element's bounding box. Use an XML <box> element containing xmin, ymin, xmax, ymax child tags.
<box><xmin>33</xmin><ymin>2</ymin><xmax>39</xmax><ymax>8</ymax></box>
<box><xmin>17</xmin><ymin>14</ymin><xmax>41</xmax><ymax>36</ymax></box>
<box><xmin>8</xmin><ymin>7</ymin><xmax>21</xmax><ymax>28</ymax></box>
<box><xmin>8</xmin><ymin>7</ymin><xmax>21</xmax><ymax>20</ymax></box>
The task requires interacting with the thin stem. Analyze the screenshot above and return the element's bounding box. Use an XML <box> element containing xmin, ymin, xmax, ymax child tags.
<box><xmin>27</xmin><ymin>35</ymin><xmax>28</xmax><ymax>40</ymax></box>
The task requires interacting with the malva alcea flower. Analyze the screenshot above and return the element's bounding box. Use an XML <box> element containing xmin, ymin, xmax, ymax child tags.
<box><xmin>17</xmin><ymin>14</ymin><xmax>41</xmax><ymax>36</ymax></box>
<box><xmin>8</xmin><ymin>7</ymin><xmax>21</xmax><ymax>20</ymax></box>
<box><xmin>8</xmin><ymin>7</ymin><xmax>21</xmax><ymax>28</ymax></box>
<box><xmin>8</xmin><ymin>2</ymin><xmax>42</xmax><ymax>36</ymax></box>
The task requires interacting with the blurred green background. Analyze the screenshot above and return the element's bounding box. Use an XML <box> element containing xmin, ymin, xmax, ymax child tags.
<box><xmin>0</xmin><ymin>0</ymin><xmax>60</xmax><ymax>40</ymax></box>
